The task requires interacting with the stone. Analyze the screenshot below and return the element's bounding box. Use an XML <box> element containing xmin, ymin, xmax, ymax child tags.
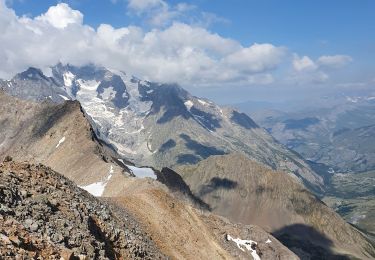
<box><xmin>4</xmin><ymin>156</ymin><xmax>12</xmax><ymax>162</ymax></box>
<box><xmin>30</xmin><ymin>223</ymin><xmax>39</xmax><ymax>232</ymax></box>
<box><xmin>60</xmin><ymin>248</ymin><xmax>74</xmax><ymax>260</ymax></box>
<box><xmin>9</xmin><ymin>236</ymin><xmax>21</xmax><ymax>246</ymax></box>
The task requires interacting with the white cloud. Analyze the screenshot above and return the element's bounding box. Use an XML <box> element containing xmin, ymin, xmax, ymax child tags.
<box><xmin>126</xmin><ymin>0</ymin><xmax>224</xmax><ymax>28</ymax></box>
<box><xmin>291</xmin><ymin>53</ymin><xmax>352</xmax><ymax>84</ymax></box>
<box><xmin>127</xmin><ymin>0</ymin><xmax>182</xmax><ymax>26</ymax></box>
<box><xmin>317</xmin><ymin>55</ymin><xmax>352</xmax><ymax>68</ymax></box>
<box><xmin>0</xmin><ymin>2</ymin><xmax>287</xmax><ymax>87</ymax></box>
<box><xmin>225</xmin><ymin>44</ymin><xmax>285</xmax><ymax>73</ymax></box>
<box><xmin>127</xmin><ymin>0</ymin><xmax>166</xmax><ymax>13</ymax></box>
<box><xmin>0</xmin><ymin>1</ymin><xmax>353</xmax><ymax>88</ymax></box>
<box><xmin>35</xmin><ymin>3</ymin><xmax>83</xmax><ymax>29</ymax></box>
<box><xmin>293</xmin><ymin>54</ymin><xmax>317</xmax><ymax>72</ymax></box>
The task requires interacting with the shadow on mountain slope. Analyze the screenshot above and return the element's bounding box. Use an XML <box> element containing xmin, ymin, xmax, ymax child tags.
<box><xmin>230</xmin><ymin>111</ymin><xmax>259</xmax><ymax>129</ymax></box>
<box><xmin>180</xmin><ymin>134</ymin><xmax>226</xmax><ymax>158</ymax></box>
<box><xmin>272</xmin><ymin>224</ymin><xmax>352</xmax><ymax>260</ymax></box>
<box><xmin>156</xmin><ymin>167</ymin><xmax>211</xmax><ymax>210</ymax></box>
<box><xmin>198</xmin><ymin>177</ymin><xmax>238</xmax><ymax>197</ymax></box>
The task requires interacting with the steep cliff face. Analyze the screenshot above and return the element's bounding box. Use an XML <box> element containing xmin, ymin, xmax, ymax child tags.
<box><xmin>177</xmin><ymin>153</ymin><xmax>375</xmax><ymax>259</ymax></box>
<box><xmin>0</xmin><ymin>91</ymin><xmax>131</xmax><ymax>195</ymax></box>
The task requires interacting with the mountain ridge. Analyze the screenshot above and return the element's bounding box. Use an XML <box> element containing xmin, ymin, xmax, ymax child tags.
<box><xmin>0</xmin><ymin>64</ymin><xmax>325</xmax><ymax>193</ymax></box>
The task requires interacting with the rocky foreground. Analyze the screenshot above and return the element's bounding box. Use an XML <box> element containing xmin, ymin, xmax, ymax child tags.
<box><xmin>0</xmin><ymin>159</ymin><xmax>166</xmax><ymax>259</ymax></box>
<box><xmin>0</xmin><ymin>158</ymin><xmax>301</xmax><ymax>259</ymax></box>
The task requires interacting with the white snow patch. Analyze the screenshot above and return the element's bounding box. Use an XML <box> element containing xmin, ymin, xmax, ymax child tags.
<box><xmin>350</xmin><ymin>214</ymin><xmax>366</xmax><ymax>224</ymax></box>
<box><xmin>266</xmin><ymin>239</ymin><xmax>272</xmax><ymax>244</ymax></box>
<box><xmin>55</xmin><ymin>137</ymin><xmax>66</xmax><ymax>148</ymax></box>
<box><xmin>77</xmin><ymin>79</ymin><xmax>100</xmax><ymax>91</ymax></box>
<box><xmin>198</xmin><ymin>99</ymin><xmax>209</xmax><ymax>106</ymax></box>
<box><xmin>79</xmin><ymin>165</ymin><xmax>114</xmax><ymax>197</ymax></box>
<box><xmin>227</xmin><ymin>234</ymin><xmax>260</xmax><ymax>260</ymax></box>
<box><xmin>59</xmin><ymin>94</ymin><xmax>70</xmax><ymax>101</ymax></box>
<box><xmin>126</xmin><ymin>164</ymin><xmax>156</xmax><ymax>179</ymax></box>
<box><xmin>63</xmin><ymin>71</ymin><xmax>75</xmax><ymax>87</ymax></box>
<box><xmin>100</xmin><ymin>86</ymin><xmax>116</xmax><ymax>101</ymax></box>
<box><xmin>184</xmin><ymin>100</ymin><xmax>194</xmax><ymax>111</ymax></box>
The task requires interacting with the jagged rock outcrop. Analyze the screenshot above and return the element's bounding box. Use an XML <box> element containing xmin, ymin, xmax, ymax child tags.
<box><xmin>0</xmin><ymin>160</ymin><xmax>166</xmax><ymax>259</ymax></box>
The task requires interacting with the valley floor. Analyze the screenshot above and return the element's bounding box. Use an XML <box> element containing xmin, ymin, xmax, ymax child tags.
<box><xmin>323</xmin><ymin>170</ymin><xmax>375</xmax><ymax>235</ymax></box>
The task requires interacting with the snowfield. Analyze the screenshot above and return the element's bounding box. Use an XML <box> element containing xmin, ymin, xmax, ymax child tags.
<box><xmin>226</xmin><ymin>234</ymin><xmax>261</xmax><ymax>260</ymax></box>
<box><xmin>78</xmin><ymin>165</ymin><xmax>114</xmax><ymax>196</ymax></box>
<box><xmin>126</xmin><ymin>164</ymin><xmax>156</xmax><ymax>179</ymax></box>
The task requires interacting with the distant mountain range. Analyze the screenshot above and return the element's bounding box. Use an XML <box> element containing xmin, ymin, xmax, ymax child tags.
<box><xmin>251</xmin><ymin>96</ymin><xmax>375</xmax><ymax>174</ymax></box>
<box><xmin>0</xmin><ymin>64</ymin><xmax>324</xmax><ymax>193</ymax></box>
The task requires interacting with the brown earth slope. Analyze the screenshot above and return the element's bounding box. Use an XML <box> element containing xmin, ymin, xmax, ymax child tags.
<box><xmin>0</xmin><ymin>91</ymin><xmax>129</xmax><ymax>194</ymax></box>
<box><xmin>106</xmin><ymin>178</ymin><xmax>298</xmax><ymax>260</ymax></box>
<box><xmin>177</xmin><ymin>153</ymin><xmax>375</xmax><ymax>259</ymax></box>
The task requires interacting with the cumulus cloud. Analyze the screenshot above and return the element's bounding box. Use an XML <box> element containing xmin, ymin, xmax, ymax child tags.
<box><xmin>35</xmin><ymin>3</ymin><xmax>83</xmax><ymax>29</ymax></box>
<box><xmin>317</xmin><ymin>55</ymin><xmax>353</xmax><ymax>68</ymax></box>
<box><xmin>293</xmin><ymin>55</ymin><xmax>317</xmax><ymax>72</ymax></box>
<box><xmin>290</xmin><ymin>53</ymin><xmax>352</xmax><ymax>84</ymax></box>
<box><xmin>0</xmin><ymin>1</ymin><xmax>353</xmax><ymax>88</ymax></box>
<box><xmin>0</xmin><ymin>1</ymin><xmax>287</xmax><ymax>87</ymax></box>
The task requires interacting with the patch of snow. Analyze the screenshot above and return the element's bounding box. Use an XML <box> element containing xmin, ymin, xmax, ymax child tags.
<box><xmin>184</xmin><ymin>100</ymin><xmax>194</xmax><ymax>111</ymax></box>
<box><xmin>63</xmin><ymin>71</ymin><xmax>75</xmax><ymax>87</ymax></box>
<box><xmin>197</xmin><ymin>99</ymin><xmax>209</xmax><ymax>106</ymax></box>
<box><xmin>328</xmin><ymin>168</ymin><xmax>335</xmax><ymax>174</ymax></box>
<box><xmin>56</xmin><ymin>137</ymin><xmax>65</xmax><ymax>148</ymax></box>
<box><xmin>140</xmin><ymin>80</ymin><xmax>151</xmax><ymax>87</ymax></box>
<box><xmin>77</xmin><ymin>79</ymin><xmax>100</xmax><ymax>92</ymax></box>
<box><xmin>79</xmin><ymin>165</ymin><xmax>113</xmax><ymax>197</ymax></box>
<box><xmin>70</xmin><ymin>69</ymin><xmax>156</xmax><ymax>158</ymax></box>
<box><xmin>350</xmin><ymin>214</ymin><xmax>366</xmax><ymax>224</ymax></box>
<box><xmin>266</xmin><ymin>239</ymin><xmax>272</xmax><ymax>244</ymax></box>
<box><xmin>227</xmin><ymin>234</ymin><xmax>260</xmax><ymax>260</ymax></box>
<box><xmin>59</xmin><ymin>94</ymin><xmax>70</xmax><ymax>101</ymax></box>
<box><xmin>100</xmin><ymin>86</ymin><xmax>116</xmax><ymax>101</ymax></box>
<box><xmin>125</xmin><ymin>164</ymin><xmax>156</xmax><ymax>179</ymax></box>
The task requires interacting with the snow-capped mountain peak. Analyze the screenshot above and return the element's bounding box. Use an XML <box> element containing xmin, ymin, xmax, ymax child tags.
<box><xmin>0</xmin><ymin>64</ymin><xmax>325</xmax><ymax>192</ymax></box>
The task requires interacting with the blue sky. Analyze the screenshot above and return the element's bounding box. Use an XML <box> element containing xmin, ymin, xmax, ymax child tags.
<box><xmin>3</xmin><ymin>0</ymin><xmax>375</xmax><ymax>104</ymax></box>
